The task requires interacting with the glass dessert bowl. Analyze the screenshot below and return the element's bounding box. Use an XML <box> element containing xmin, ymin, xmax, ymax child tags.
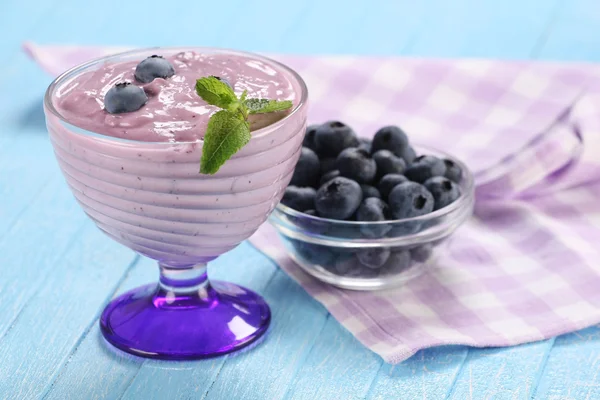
<box><xmin>44</xmin><ymin>47</ymin><xmax>308</xmax><ymax>359</ymax></box>
<box><xmin>270</xmin><ymin>146</ymin><xmax>474</xmax><ymax>291</ymax></box>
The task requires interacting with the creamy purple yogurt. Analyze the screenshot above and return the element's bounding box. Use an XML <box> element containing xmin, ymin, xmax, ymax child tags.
<box><xmin>54</xmin><ymin>51</ymin><xmax>297</xmax><ymax>142</ymax></box>
<box><xmin>46</xmin><ymin>48</ymin><xmax>307</xmax><ymax>266</ymax></box>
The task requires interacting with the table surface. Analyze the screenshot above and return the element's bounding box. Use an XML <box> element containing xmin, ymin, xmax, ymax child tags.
<box><xmin>2</xmin><ymin>0</ymin><xmax>600</xmax><ymax>399</ymax></box>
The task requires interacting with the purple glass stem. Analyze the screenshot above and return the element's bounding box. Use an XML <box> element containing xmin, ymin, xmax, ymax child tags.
<box><xmin>100</xmin><ymin>262</ymin><xmax>271</xmax><ymax>360</ymax></box>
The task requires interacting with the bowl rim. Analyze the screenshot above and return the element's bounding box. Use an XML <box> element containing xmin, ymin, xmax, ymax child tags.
<box><xmin>43</xmin><ymin>46</ymin><xmax>309</xmax><ymax>145</ymax></box>
<box><xmin>273</xmin><ymin>144</ymin><xmax>475</xmax><ymax>226</ymax></box>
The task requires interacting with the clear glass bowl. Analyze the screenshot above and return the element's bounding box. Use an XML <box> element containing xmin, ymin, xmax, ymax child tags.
<box><xmin>269</xmin><ymin>146</ymin><xmax>475</xmax><ymax>291</ymax></box>
<box><xmin>44</xmin><ymin>47</ymin><xmax>308</xmax><ymax>359</ymax></box>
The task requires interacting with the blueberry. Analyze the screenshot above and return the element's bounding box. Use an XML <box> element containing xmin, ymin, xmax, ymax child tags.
<box><xmin>373</xmin><ymin>150</ymin><xmax>406</xmax><ymax>177</ymax></box>
<box><xmin>315</xmin><ymin>177</ymin><xmax>362</xmax><ymax>220</ymax></box>
<box><xmin>387</xmin><ymin>222</ymin><xmax>422</xmax><ymax>236</ymax></box>
<box><xmin>355</xmin><ymin>198</ymin><xmax>392</xmax><ymax>238</ymax></box>
<box><xmin>358</xmin><ymin>137</ymin><xmax>372</xmax><ymax>153</ymax></box>
<box><xmin>296</xmin><ymin>210</ymin><xmax>330</xmax><ymax>234</ymax></box>
<box><xmin>303</xmin><ymin>124</ymin><xmax>319</xmax><ymax>151</ymax></box>
<box><xmin>290</xmin><ymin>240</ymin><xmax>335</xmax><ymax>267</ymax></box>
<box><xmin>400</xmin><ymin>146</ymin><xmax>417</xmax><ymax>165</ymax></box>
<box><xmin>332</xmin><ymin>257</ymin><xmax>379</xmax><ymax>278</ymax></box>
<box><xmin>212</xmin><ymin>75</ymin><xmax>232</xmax><ymax>89</ymax></box>
<box><xmin>380</xmin><ymin>250</ymin><xmax>411</xmax><ymax>275</ymax></box>
<box><xmin>320</xmin><ymin>157</ymin><xmax>337</xmax><ymax>174</ymax></box>
<box><xmin>303</xmin><ymin>124</ymin><xmax>320</xmax><ymax>152</ymax></box>
<box><xmin>134</xmin><ymin>55</ymin><xmax>175</xmax><ymax>83</ymax></box>
<box><xmin>104</xmin><ymin>82</ymin><xmax>148</xmax><ymax>114</ymax></box>
<box><xmin>291</xmin><ymin>147</ymin><xmax>320</xmax><ymax>187</ymax></box>
<box><xmin>324</xmin><ymin>223</ymin><xmax>362</xmax><ymax>239</ymax></box>
<box><xmin>320</xmin><ymin>169</ymin><xmax>340</xmax><ymax>186</ymax></box>
<box><xmin>378</xmin><ymin>174</ymin><xmax>408</xmax><ymax>200</ymax></box>
<box><xmin>356</xmin><ymin>248</ymin><xmax>391</xmax><ymax>269</ymax></box>
<box><xmin>423</xmin><ymin>176</ymin><xmax>461</xmax><ymax>210</ymax></box>
<box><xmin>355</xmin><ymin>266</ymin><xmax>380</xmax><ymax>278</ymax></box>
<box><xmin>314</xmin><ymin>121</ymin><xmax>359</xmax><ymax>157</ymax></box>
<box><xmin>404</xmin><ymin>155</ymin><xmax>446</xmax><ymax>183</ymax></box>
<box><xmin>360</xmin><ymin>184</ymin><xmax>381</xmax><ymax>199</ymax></box>
<box><xmin>336</xmin><ymin>147</ymin><xmax>377</xmax><ymax>184</ymax></box>
<box><xmin>410</xmin><ymin>245</ymin><xmax>432</xmax><ymax>263</ymax></box>
<box><xmin>332</xmin><ymin>253</ymin><xmax>357</xmax><ymax>275</ymax></box>
<box><xmin>443</xmin><ymin>159</ymin><xmax>463</xmax><ymax>183</ymax></box>
<box><xmin>371</xmin><ymin>126</ymin><xmax>409</xmax><ymax>156</ymax></box>
<box><xmin>281</xmin><ymin>186</ymin><xmax>316</xmax><ymax>212</ymax></box>
<box><xmin>388</xmin><ymin>182</ymin><xmax>434</xmax><ymax>219</ymax></box>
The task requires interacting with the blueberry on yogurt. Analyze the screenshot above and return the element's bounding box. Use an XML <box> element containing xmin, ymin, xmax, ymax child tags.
<box><xmin>134</xmin><ymin>55</ymin><xmax>176</xmax><ymax>83</ymax></box>
<box><xmin>104</xmin><ymin>82</ymin><xmax>148</xmax><ymax>114</ymax></box>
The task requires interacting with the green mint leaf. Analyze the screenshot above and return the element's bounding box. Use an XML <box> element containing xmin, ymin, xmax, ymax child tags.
<box><xmin>200</xmin><ymin>110</ymin><xmax>250</xmax><ymax>175</ymax></box>
<box><xmin>244</xmin><ymin>98</ymin><xmax>293</xmax><ymax>114</ymax></box>
<box><xmin>195</xmin><ymin>76</ymin><xmax>239</xmax><ymax>111</ymax></box>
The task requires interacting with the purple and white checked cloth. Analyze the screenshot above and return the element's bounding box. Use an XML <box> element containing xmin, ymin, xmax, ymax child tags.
<box><xmin>25</xmin><ymin>42</ymin><xmax>600</xmax><ymax>364</ymax></box>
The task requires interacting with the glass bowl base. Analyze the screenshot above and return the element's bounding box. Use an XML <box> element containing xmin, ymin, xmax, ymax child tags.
<box><xmin>100</xmin><ymin>281</ymin><xmax>271</xmax><ymax>360</ymax></box>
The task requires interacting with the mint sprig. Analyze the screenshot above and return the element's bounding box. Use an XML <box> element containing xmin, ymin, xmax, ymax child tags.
<box><xmin>195</xmin><ymin>76</ymin><xmax>238</xmax><ymax>111</ymax></box>
<box><xmin>195</xmin><ymin>77</ymin><xmax>293</xmax><ymax>174</ymax></box>
<box><xmin>244</xmin><ymin>98</ymin><xmax>293</xmax><ymax>114</ymax></box>
<box><xmin>200</xmin><ymin>111</ymin><xmax>250</xmax><ymax>175</ymax></box>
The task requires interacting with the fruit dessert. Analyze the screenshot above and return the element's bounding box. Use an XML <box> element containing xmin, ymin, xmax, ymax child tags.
<box><xmin>45</xmin><ymin>47</ymin><xmax>308</xmax><ymax>359</ymax></box>
<box><xmin>49</xmin><ymin>51</ymin><xmax>304</xmax><ymax>266</ymax></box>
<box><xmin>279</xmin><ymin>121</ymin><xmax>464</xmax><ymax>280</ymax></box>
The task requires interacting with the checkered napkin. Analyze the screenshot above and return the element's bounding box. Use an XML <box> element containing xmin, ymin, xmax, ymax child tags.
<box><xmin>25</xmin><ymin>42</ymin><xmax>600</xmax><ymax>364</ymax></box>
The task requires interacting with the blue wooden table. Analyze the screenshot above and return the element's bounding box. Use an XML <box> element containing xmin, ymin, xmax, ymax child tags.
<box><xmin>2</xmin><ymin>0</ymin><xmax>600</xmax><ymax>398</ymax></box>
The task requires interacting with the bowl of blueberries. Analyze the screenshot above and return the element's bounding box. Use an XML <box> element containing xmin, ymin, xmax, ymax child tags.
<box><xmin>270</xmin><ymin>121</ymin><xmax>475</xmax><ymax>290</ymax></box>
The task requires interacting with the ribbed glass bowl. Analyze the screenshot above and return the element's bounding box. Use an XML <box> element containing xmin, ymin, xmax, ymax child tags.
<box><xmin>269</xmin><ymin>146</ymin><xmax>475</xmax><ymax>291</ymax></box>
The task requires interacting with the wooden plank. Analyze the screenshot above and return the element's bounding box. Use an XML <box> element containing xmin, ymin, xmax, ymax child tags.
<box><xmin>0</xmin><ymin>224</ymin><xmax>137</xmax><ymax>399</ymax></box>
<box><xmin>277</xmin><ymin>0</ymin><xmax>370</xmax><ymax>55</ymax></box>
<box><xmin>406</xmin><ymin>0</ymin><xmax>562</xmax><ymax>58</ymax></box>
<box><xmin>43</xmin><ymin>258</ymin><xmax>152</xmax><ymax>400</ymax></box>
<box><xmin>366</xmin><ymin>347</ymin><xmax>468</xmax><ymax>400</ymax></box>
<box><xmin>0</xmin><ymin>181</ymin><xmax>88</xmax><ymax>339</ymax></box>
<box><xmin>283</xmin><ymin>317</ymin><xmax>382</xmax><ymax>400</ymax></box>
<box><xmin>534</xmin><ymin>0</ymin><xmax>600</xmax><ymax>61</ymax></box>
<box><xmin>350</xmin><ymin>0</ymin><xmax>432</xmax><ymax>56</ymax></box>
<box><xmin>533</xmin><ymin>326</ymin><xmax>600</xmax><ymax>400</ymax></box>
<box><xmin>203</xmin><ymin>268</ymin><xmax>329</xmax><ymax>400</ymax></box>
<box><xmin>446</xmin><ymin>341</ymin><xmax>555</xmax><ymax>400</ymax></box>
<box><xmin>0</xmin><ymin>142</ymin><xmax>60</xmax><ymax>240</ymax></box>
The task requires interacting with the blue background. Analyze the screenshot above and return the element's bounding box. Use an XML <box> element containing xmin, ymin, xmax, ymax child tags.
<box><xmin>2</xmin><ymin>0</ymin><xmax>600</xmax><ymax>398</ymax></box>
